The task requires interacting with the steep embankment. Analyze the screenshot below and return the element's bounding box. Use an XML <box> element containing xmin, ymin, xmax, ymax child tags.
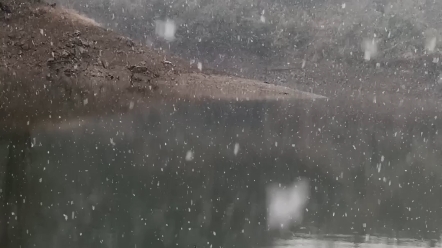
<box><xmin>0</xmin><ymin>2</ymin><xmax>324</xmax><ymax>131</ymax></box>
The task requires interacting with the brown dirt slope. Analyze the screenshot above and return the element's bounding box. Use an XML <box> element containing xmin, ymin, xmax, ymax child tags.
<box><xmin>0</xmin><ymin>2</ymin><xmax>325</xmax><ymax>130</ymax></box>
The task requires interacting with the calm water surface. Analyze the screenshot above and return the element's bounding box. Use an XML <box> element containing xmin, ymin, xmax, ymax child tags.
<box><xmin>1</xmin><ymin>99</ymin><xmax>442</xmax><ymax>248</ymax></box>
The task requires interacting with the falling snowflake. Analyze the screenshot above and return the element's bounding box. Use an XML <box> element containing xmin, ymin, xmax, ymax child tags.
<box><xmin>362</xmin><ymin>38</ymin><xmax>378</xmax><ymax>61</ymax></box>
<box><xmin>260</xmin><ymin>10</ymin><xmax>266</xmax><ymax>23</ymax></box>
<box><xmin>234</xmin><ymin>143</ymin><xmax>240</xmax><ymax>156</ymax></box>
<box><xmin>155</xmin><ymin>19</ymin><xmax>176</xmax><ymax>42</ymax></box>
<box><xmin>425</xmin><ymin>37</ymin><xmax>437</xmax><ymax>53</ymax></box>
<box><xmin>185</xmin><ymin>150</ymin><xmax>194</xmax><ymax>161</ymax></box>
<box><xmin>267</xmin><ymin>178</ymin><xmax>310</xmax><ymax>230</ymax></box>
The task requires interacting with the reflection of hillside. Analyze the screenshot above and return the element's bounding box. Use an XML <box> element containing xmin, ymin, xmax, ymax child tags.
<box><xmin>1</xmin><ymin>99</ymin><xmax>442</xmax><ymax>247</ymax></box>
<box><xmin>0</xmin><ymin>133</ymin><xmax>31</xmax><ymax>248</ymax></box>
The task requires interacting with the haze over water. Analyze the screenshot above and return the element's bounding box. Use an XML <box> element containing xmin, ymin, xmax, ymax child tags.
<box><xmin>1</xmin><ymin>99</ymin><xmax>442</xmax><ymax>248</ymax></box>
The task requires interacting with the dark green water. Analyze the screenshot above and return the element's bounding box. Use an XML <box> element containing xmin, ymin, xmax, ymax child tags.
<box><xmin>1</xmin><ymin>99</ymin><xmax>442</xmax><ymax>247</ymax></box>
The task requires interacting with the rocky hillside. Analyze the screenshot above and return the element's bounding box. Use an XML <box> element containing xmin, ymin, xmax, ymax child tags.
<box><xmin>0</xmin><ymin>1</ymin><xmax>324</xmax><ymax>131</ymax></box>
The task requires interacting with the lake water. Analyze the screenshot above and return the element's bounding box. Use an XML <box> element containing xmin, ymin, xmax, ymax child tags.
<box><xmin>1</xmin><ymin>99</ymin><xmax>442</xmax><ymax>248</ymax></box>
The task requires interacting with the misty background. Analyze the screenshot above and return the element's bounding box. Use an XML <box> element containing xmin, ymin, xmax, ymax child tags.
<box><xmin>54</xmin><ymin>0</ymin><xmax>442</xmax><ymax>96</ymax></box>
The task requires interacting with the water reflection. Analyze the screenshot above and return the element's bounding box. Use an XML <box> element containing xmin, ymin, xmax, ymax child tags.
<box><xmin>271</xmin><ymin>234</ymin><xmax>436</xmax><ymax>247</ymax></box>
<box><xmin>1</xmin><ymin>99</ymin><xmax>442</xmax><ymax>248</ymax></box>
